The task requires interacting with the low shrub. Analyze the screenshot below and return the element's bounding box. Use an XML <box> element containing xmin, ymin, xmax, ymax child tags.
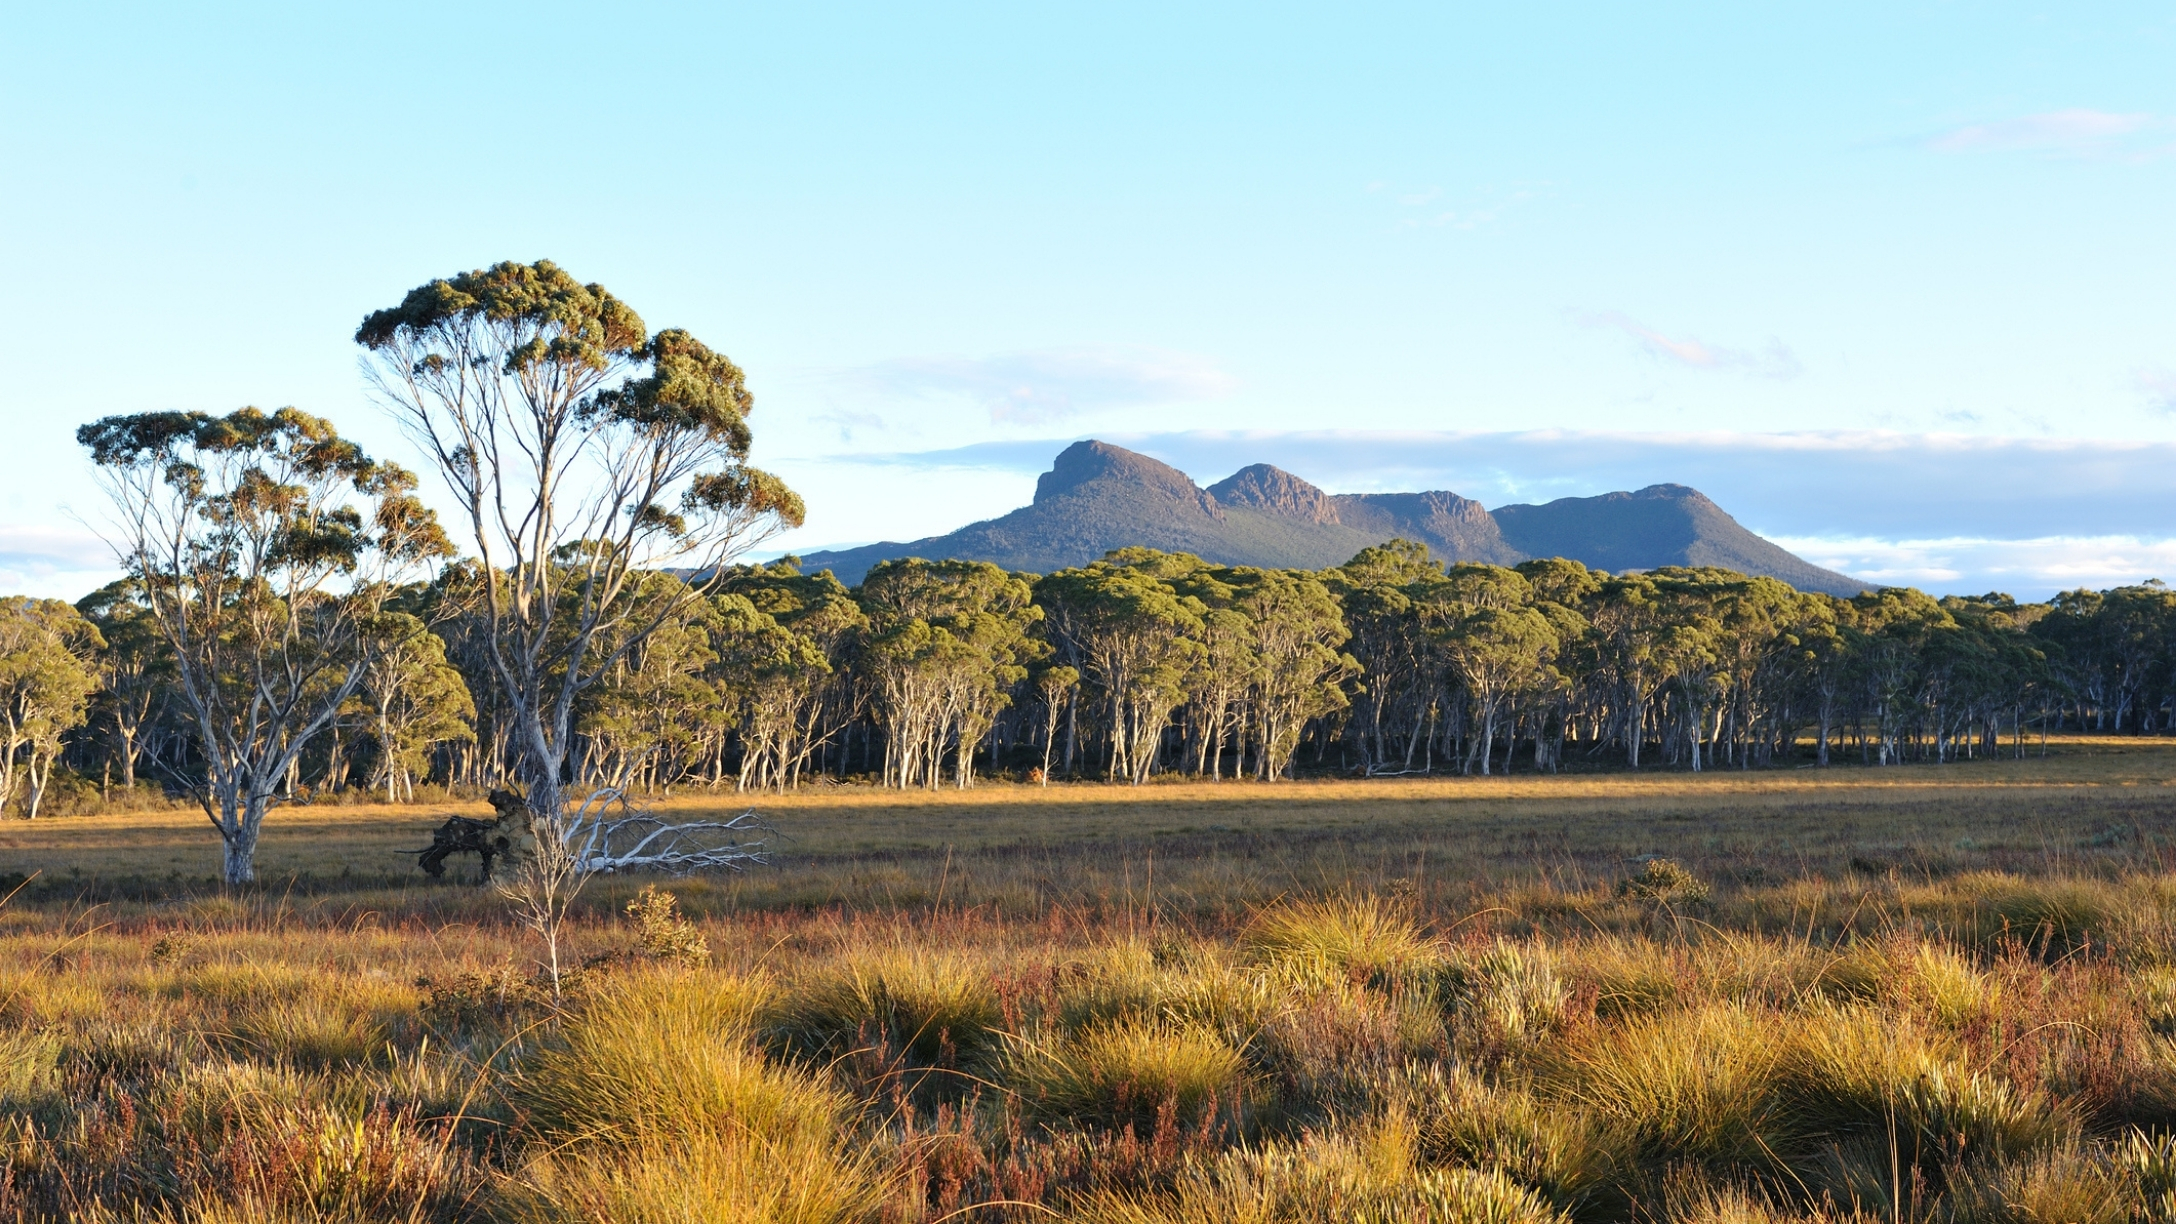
<box><xmin>1615</xmin><ymin>859</ymin><xmax>1710</xmax><ymax>906</ymax></box>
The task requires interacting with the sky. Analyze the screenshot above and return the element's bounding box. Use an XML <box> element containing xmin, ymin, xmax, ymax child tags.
<box><xmin>3</xmin><ymin>2</ymin><xmax>2172</xmax><ymax>599</ymax></box>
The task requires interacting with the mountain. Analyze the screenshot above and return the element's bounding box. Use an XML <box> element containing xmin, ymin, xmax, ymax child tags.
<box><xmin>1492</xmin><ymin>485</ymin><xmax>1861</xmax><ymax>596</ymax></box>
<box><xmin>795</xmin><ymin>440</ymin><xmax>1868</xmax><ymax>596</ymax></box>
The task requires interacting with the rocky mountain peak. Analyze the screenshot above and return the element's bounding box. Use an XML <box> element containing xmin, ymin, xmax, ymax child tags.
<box><xmin>1033</xmin><ymin>440</ymin><xmax>1220</xmax><ymax>517</ymax></box>
<box><xmin>1207</xmin><ymin>463</ymin><xmax>1340</xmax><ymax>524</ymax></box>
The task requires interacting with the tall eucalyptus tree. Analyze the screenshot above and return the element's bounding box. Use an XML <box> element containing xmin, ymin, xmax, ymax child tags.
<box><xmin>357</xmin><ymin>261</ymin><xmax>802</xmax><ymax>867</ymax></box>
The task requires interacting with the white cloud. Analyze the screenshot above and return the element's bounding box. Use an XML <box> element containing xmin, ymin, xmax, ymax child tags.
<box><xmin>1930</xmin><ymin>109</ymin><xmax>2173</xmax><ymax>158</ymax></box>
<box><xmin>1769</xmin><ymin>535</ymin><xmax>2176</xmax><ymax>596</ymax></box>
<box><xmin>0</xmin><ymin>522</ymin><xmax>120</xmax><ymax>600</ymax></box>
<box><xmin>846</xmin><ymin>346</ymin><xmax>1237</xmax><ymax>425</ymax></box>
<box><xmin>1576</xmin><ymin>311</ymin><xmax>1802</xmax><ymax>380</ymax></box>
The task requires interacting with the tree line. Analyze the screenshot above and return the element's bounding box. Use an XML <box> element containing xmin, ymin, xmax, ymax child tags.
<box><xmin>26</xmin><ymin>257</ymin><xmax>2173</xmax><ymax>884</ymax></box>
<box><xmin>13</xmin><ymin>536</ymin><xmax>2176</xmax><ymax>820</ymax></box>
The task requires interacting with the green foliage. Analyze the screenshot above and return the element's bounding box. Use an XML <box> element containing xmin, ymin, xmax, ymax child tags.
<box><xmin>1616</xmin><ymin>858</ymin><xmax>1712</xmax><ymax>905</ymax></box>
<box><xmin>623</xmin><ymin>886</ymin><xmax>709</xmax><ymax>966</ymax></box>
<box><xmin>0</xmin><ymin>596</ymin><xmax>102</xmax><ymax>817</ymax></box>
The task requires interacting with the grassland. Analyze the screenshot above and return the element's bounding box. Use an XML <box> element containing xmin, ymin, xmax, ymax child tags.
<box><xmin>6</xmin><ymin>739</ymin><xmax>2176</xmax><ymax>1221</ymax></box>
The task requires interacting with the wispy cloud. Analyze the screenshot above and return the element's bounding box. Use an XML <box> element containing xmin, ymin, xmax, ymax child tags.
<box><xmin>1576</xmin><ymin>311</ymin><xmax>1802</xmax><ymax>380</ymax></box>
<box><xmin>1930</xmin><ymin>109</ymin><xmax>2174</xmax><ymax>159</ymax></box>
<box><xmin>1366</xmin><ymin>181</ymin><xmax>1538</xmax><ymax>231</ymax></box>
<box><xmin>845</xmin><ymin>346</ymin><xmax>1236</xmax><ymax>424</ymax></box>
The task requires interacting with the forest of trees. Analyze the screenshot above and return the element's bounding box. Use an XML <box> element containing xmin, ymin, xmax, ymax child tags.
<box><xmin>11</xmin><ymin>537</ymin><xmax>2176</xmax><ymax>820</ymax></box>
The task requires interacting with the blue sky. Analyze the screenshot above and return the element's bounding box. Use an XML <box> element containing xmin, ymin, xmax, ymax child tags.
<box><xmin>4</xmin><ymin>2</ymin><xmax>2173</xmax><ymax>598</ymax></box>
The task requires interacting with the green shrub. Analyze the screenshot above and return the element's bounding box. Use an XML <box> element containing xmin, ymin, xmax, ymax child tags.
<box><xmin>624</xmin><ymin>886</ymin><xmax>711</xmax><ymax>966</ymax></box>
<box><xmin>1616</xmin><ymin>859</ymin><xmax>1710</xmax><ymax>906</ymax></box>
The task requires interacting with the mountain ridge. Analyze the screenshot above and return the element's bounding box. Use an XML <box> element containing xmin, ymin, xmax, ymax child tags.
<box><xmin>795</xmin><ymin>440</ymin><xmax>1868</xmax><ymax>596</ymax></box>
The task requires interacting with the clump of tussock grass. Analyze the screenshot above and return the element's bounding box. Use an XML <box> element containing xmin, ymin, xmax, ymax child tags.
<box><xmin>2118</xmin><ymin>1129</ymin><xmax>2176</xmax><ymax>1224</ymax></box>
<box><xmin>227</xmin><ymin>977</ymin><xmax>417</xmax><ymax>1070</ymax></box>
<box><xmin>767</xmin><ymin>942</ymin><xmax>1003</xmax><ymax>1085</ymax></box>
<box><xmin>1072</xmin><ymin>1122</ymin><xmax>1569</xmax><ymax>1224</ymax></box>
<box><xmin>1253</xmin><ymin>980</ymin><xmax>1444</xmax><ymax>1121</ymax></box>
<box><xmin>1440</xmin><ymin>940</ymin><xmax>1573</xmax><ymax>1061</ymax></box>
<box><xmin>1057</xmin><ymin>937</ymin><xmax>1280</xmax><ymax>1045</ymax></box>
<box><xmin>1777</xmin><ymin>1005</ymin><xmax>2064</xmax><ymax>1163</ymax></box>
<box><xmin>1007</xmin><ymin>1016</ymin><xmax>1254</xmax><ymax>1133</ymax></box>
<box><xmin>1905</xmin><ymin>943</ymin><xmax>2000</xmax><ymax>1027</ymax></box>
<box><xmin>1546</xmin><ymin>1002</ymin><xmax>1790</xmax><ymax>1173</ymax></box>
<box><xmin>1395</xmin><ymin>1065</ymin><xmax>1626</xmax><ymax>1217</ymax></box>
<box><xmin>1242</xmin><ymin>893</ymin><xmax>1440</xmax><ymax>990</ymax></box>
<box><xmin>505</xmin><ymin>1129</ymin><xmax>884</xmax><ymax>1224</ymax></box>
<box><xmin>517</xmin><ymin>970</ymin><xmax>844</xmax><ymax>1148</ymax></box>
<box><xmin>1908</xmin><ymin>873</ymin><xmax>2121</xmax><ymax>954</ymax></box>
<box><xmin>1803</xmin><ymin>942</ymin><xmax>1892</xmax><ymax>1005</ymax></box>
<box><xmin>1564</xmin><ymin>936</ymin><xmax>1682</xmax><ymax>1019</ymax></box>
<box><xmin>1943</xmin><ymin>1144</ymin><xmax>2130</xmax><ymax>1224</ymax></box>
<box><xmin>0</xmin><ymin>1027</ymin><xmax>61</xmax><ymax>1107</ymax></box>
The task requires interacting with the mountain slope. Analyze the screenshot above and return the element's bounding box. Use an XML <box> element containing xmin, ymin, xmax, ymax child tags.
<box><xmin>795</xmin><ymin>440</ymin><xmax>1868</xmax><ymax>594</ymax></box>
<box><xmin>1491</xmin><ymin>485</ymin><xmax>1864</xmax><ymax>596</ymax></box>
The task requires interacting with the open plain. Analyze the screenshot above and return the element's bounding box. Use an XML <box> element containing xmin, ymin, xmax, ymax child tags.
<box><xmin>7</xmin><ymin>741</ymin><xmax>2176</xmax><ymax>1222</ymax></box>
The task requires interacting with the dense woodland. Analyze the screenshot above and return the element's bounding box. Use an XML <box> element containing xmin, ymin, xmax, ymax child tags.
<box><xmin>6</xmin><ymin>541</ymin><xmax>2174</xmax><ymax>814</ymax></box>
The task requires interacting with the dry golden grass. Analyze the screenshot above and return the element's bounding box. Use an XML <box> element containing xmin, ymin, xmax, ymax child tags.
<box><xmin>0</xmin><ymin>738</ymin><xmax>2174</xmax><ymax>1221</ymax></box>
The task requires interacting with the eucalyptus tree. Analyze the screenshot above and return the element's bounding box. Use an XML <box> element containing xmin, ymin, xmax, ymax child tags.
<box><xmin>1330</xmin><ymin>541</ymin><xmax>1447</xmax><ymax>775</ymax></box>
<box><xmin>576</xmin><ymin>573</ymin><xmax>725</xmax><ymax>792</ymax></box>
<box><xmin>357</xmin><ymin>260</ymin><xmax>802</xmax><ymax>863</ymax></box>
<box><xmin>1441</xmin><ymin>604</ymin><xmax>1558</xmax><ymax>775</ymax></box>
<box><xmin>1221</xmin><ymin>566</ymin><xmax>1356</xmax><ymax>780</ymax></box>
<box><xmin>1031</xmin><ymin>663</ymin><xmax>1080</xmax><ymax>783</ymax></box>
<box><xmin>0</xmin><ymin>597</ymin><xmax>103</xmax><ymax>817</ymax></box>
<box><xmin>859</xmin><ymin>559</ymin><xmax>1042</xmax><ymax>788</ymax></box>
<box><xmin>77</xmin><ymin>408</ymin><xmax>450</xmax><ymax>879</ymax></box>
<box><xmin>1585</xmin><ymin>574</ymin><xmax>1670</xmax><ymax>767</ymax></box>
<box><xmin>708</xmin><ymin>561</ymin><xmax>868</xmax><ymax>791</ymax></box>
<box><xmin>354</xmin><ymin>610</ymin><xmax>475</xmax><ymax>800</ymax></box>
<box><xmin>75</xmin><ymin>579</ymin><xmax>169</xmax><ymax>790</ymax></box>
<box><xmin>1037</xmin><ymin>556</ymin><xmax>1206</xmax><ymax>784</ymax></box>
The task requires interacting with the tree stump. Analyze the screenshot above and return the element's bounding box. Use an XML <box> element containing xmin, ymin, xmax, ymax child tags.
<box><xmin>414</xmin><ymin>789</ymin><xmax>535</xmax><ymax>883</ymax></box>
